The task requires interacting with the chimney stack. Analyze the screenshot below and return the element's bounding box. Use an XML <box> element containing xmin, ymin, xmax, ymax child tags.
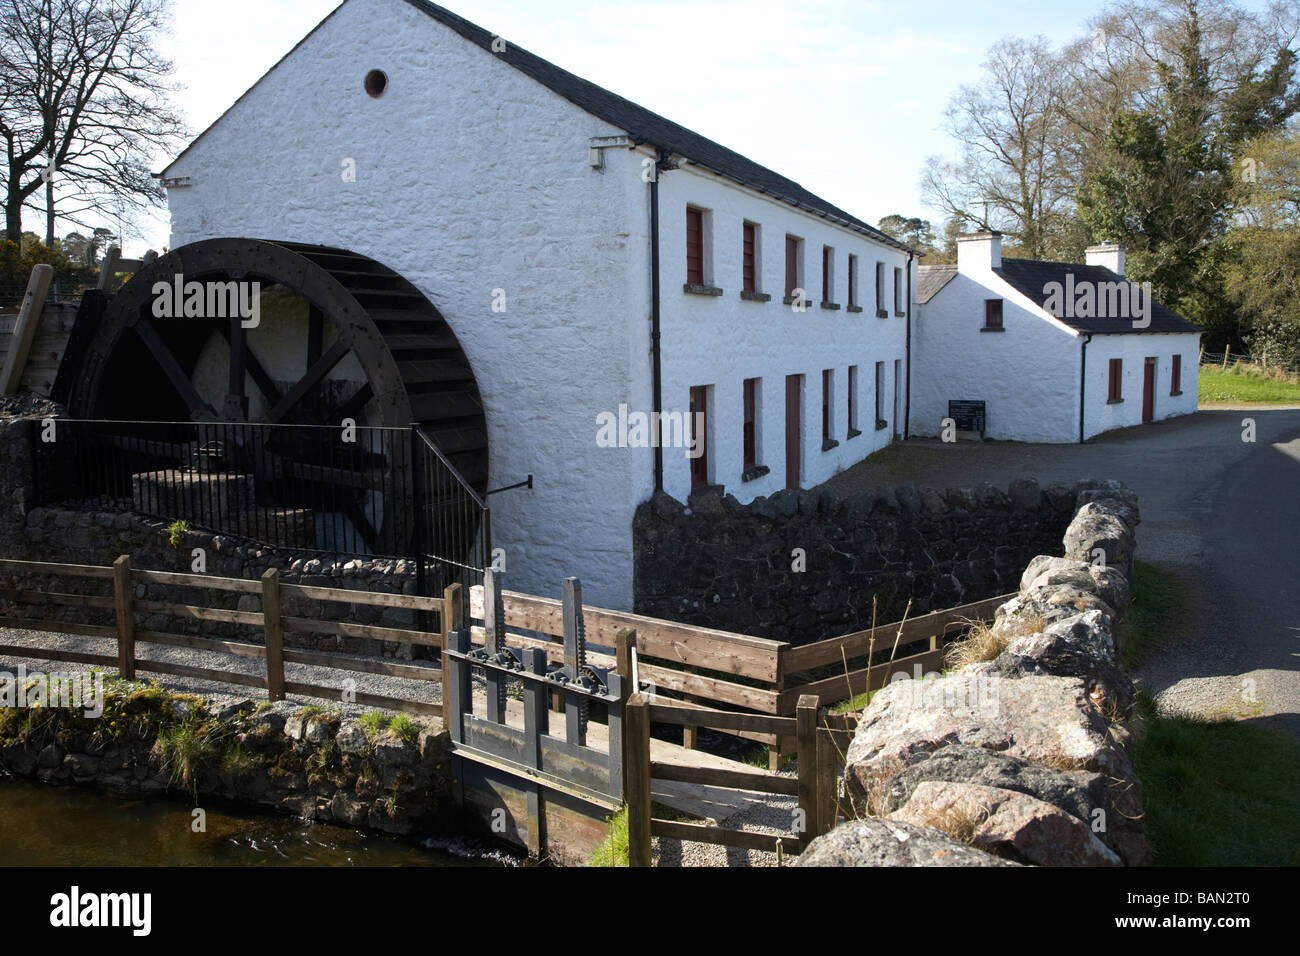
<box><xmin>957</xmin><ymin>231</ymin><xmax>1002</xmax><ymax>271</ymax></box>
<box><xmin>1085</xmin><ymin>243</ymin><xmax>1126</xmax><ymax>278</ymax></box>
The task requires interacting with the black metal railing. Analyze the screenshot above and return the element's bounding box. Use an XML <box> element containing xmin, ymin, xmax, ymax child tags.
<box><xmin>30</xmin><ymin>418</ymin><xmax>490</xmax><ymax>595</ymax></box>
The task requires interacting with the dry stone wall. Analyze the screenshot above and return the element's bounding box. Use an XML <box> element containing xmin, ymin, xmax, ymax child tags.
<box><xmin>634</xmin><ymin>478</ymin><xmax>1082</xmax><ymax>643</ymax></box>
<box><xmin>799</xmin><ymin>481</ymin><xmax>1148</xmax><ymax>867</ymax></box>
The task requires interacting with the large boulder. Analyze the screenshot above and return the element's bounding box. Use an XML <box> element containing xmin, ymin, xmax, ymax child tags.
<box><xmin>889</xmin><ymin>780</ymin><xmax>1121</xmax><ymax>866</ymax></box>
<box><xmin>1019</xmin><ymin>555</ymin><xmax>1131</xmax><ymax>619</ymax></box>
<box><xmin>843</xmin><ymin>672</ymin><xmax>1134</xmax><ymax>815</ymax></box>
<box><xmin>794</xmin><ymin>818</ymin><xmax>1018</xmax><ymax>867</ymax></box>
<box><xmin>992</xmin><ymin>585</ymin><xmax>1115</xmax><ymax>640</ymax></box>
<box><xmin>1063</xmin><ymin>502</ymin><xmax>1135</xmax><ymax>576</ymax></box>
<box><xmin>876</xmin><ymin>744</ymin><xmax>1146</xmax><ymax>865</ymax></box>
<box><xmin>993</xmin><ymin>611</ymin><xmax>1134</xmax><ymax>716</ymax></box>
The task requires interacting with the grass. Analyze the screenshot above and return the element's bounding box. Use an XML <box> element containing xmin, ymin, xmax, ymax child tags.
<box><xmin>388</xmin><ymin>713</ymin><xmax>418</xmax><ymax>743</ymax></box>
<box><xmin>1117</xmin><ymin>560</ymin><xmax>1190</xmax><ymax>670</ymax></box>
<box><xmin>358</xmin><ymin>711</ymin><xmax>389</xmax><ymax>740</ymax></box>
<box><xmin>1134</xmin><ymin>695</ymin><xmax>1300</xmax><ymax>866</ymax></box>
<box><xmin>588</xmin><ymin>808</ymin><xmax>629</xmax><ymax>866</ymax></box>
<box><xmin>1198</xmin><ymin>364</ymin><xmax>1300</xmax><ymax>404</ymax></box>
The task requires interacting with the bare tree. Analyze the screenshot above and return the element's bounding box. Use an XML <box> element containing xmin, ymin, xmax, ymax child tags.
<box><xmin>921</xmin><ymin>37</ymin><xmax>1072</xmax><ymax>260</ymax></box>
<box><xmin>0</xmin><ymin>0</ymin><xmax>183</xmax><ymax>245</ymax></box>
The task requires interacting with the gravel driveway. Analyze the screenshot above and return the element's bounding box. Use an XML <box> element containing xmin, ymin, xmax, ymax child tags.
<box><xmin>822</xmin><ymin>405</ymin><xmax>1300</xmax><ymax>736</ymax></box>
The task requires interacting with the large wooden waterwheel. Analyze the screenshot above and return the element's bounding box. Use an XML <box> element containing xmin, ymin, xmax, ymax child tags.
<box><xmin>61</xmin><ymin>238</ymin><xmax>488</xmax><ymax>558</ymax></box>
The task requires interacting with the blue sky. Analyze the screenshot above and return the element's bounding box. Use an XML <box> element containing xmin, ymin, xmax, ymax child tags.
<box><xmin>113</xmin><ymin>0</ymin><xmax>1271</xmax><ymax>252</ymax></box>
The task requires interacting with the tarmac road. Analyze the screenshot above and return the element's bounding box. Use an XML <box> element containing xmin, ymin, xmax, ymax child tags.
<box><xmin>821</xmin><ymin>405</ymin><xmax>1300</xmax><ymax>736</ymax></box>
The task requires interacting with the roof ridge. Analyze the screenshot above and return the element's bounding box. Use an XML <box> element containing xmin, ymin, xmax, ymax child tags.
<box><xmin>403</xmin><ymin>0</ymin><xmax>913</xmax><ymax>252</ymax></box>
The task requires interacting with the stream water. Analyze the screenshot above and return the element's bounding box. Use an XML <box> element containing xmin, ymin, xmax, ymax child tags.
<box><xmin>0</xmin><ymin>775</ymin><xmax>513</xmax><ymax>866</ymax></box>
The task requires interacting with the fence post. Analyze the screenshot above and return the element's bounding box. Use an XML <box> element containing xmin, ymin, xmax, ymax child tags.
<box><xmin>522</xmin><ymin>647</ymin><xmax>547</xmax><ymax>857</ymax></box>
<box><xmin>612</xmin><ymin>628</ymin><xmax>636</xmax><ymax>800</ymax></box>
<box><xmin>483</xmin><ymin>568</ymin><xmax>506</xmax><ymax>723</ymax></box>
<box><xmin>625</xmin><ymin>693</ymin><xmax>652</xmax><ymax>867</ymax></box>
<box><xmin>262</xmin><ymin>567</ymin><xmax>284</xmax><ymax>701</ymax></box>
<box><xmin>440</xmin><ymin>582</ymin><xmax>462</xmax><ymax>721</ymax></box>
<box><xmin>796</xmin><ymin>694</ymin><xmax>818</xmax><ymax>847</ymax></box>
<box><xmin>816</xmin><ymin>723</ymin><xmax>838</xmax><ymax>838</ymax></box>
<box><xmin>112</xmin><ymin>555</ymin><xmax>135</xmax><ymax>680</ymax></box>
<box><xmin>1223</xmin><ymin>344</ymin><xmax>1230</xmax><ymax>369</ymax></box>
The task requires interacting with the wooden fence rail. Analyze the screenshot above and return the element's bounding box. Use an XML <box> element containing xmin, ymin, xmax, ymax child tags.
<box><xmin>468</xmin><ymin>580</ymin><xmax>1010</xmax><ymax>768</ymax></box>
<box><xmin>625</xmin><ymin>694</ymin><xmax>836</xmax><ymax>865</ymax></box>
<box><xmin>0</xmin><ymin>556</ymin><xmax>453</xmax><ymax>717</ymax></box>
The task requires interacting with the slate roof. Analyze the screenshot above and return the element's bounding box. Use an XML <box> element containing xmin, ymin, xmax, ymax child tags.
<box><xmin>994</xmin><ymin>258</ymin><xmax>1199</xmax><ymax>335</ymax></box>
<box><xmin>403</xmin><ymin>1</ymin><xmax>912</xmax><ymax>252</ymax></box>
<box><xmin>916</xmin><ymin>264</ymin><xmax>957</xmax><ymax>303</ymax></box>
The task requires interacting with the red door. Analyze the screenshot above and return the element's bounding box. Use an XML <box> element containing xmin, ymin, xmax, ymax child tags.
<box><xmin>785</xmin><ymin>374</ymin><xmax>801</xmax><ymax>489</ymax></box>
<box><xmin>1142</xmin><ymin>357</ymin><xmax>1156</xmax><ymax>423</ymax></box>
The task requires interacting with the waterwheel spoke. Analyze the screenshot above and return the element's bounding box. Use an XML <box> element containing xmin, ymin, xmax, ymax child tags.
<box><xmin>266</xmin><ymin>339</ymin><xmax>350</xmax><ymax>424</ymax></box>
<box><xmin>133</xmin><ymin>316</ymin><xmax>218</xmax><ymax>420</ymax></box>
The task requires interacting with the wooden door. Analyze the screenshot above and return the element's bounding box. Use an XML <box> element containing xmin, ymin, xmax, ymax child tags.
<box><xmin>893</xmin><ymin>359</ymin><xmax>901</xmax><ymax>438</ymax></box>
<box><xmin>785</xmin><ymin>374</ymin><xmax>801</xmax><ymax>489</ymax></box>
<box><xmin>1142</xmin><ymin>357</ymin><xmax>1156</xmax><ymax>423</ymax></box>
<box><xmin>689</xmin><ymin>385</ymin><xmax>708</xmax><ymax>488</ymax></box>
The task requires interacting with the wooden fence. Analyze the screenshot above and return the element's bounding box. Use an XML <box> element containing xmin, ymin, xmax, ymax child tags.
<box><xmin>0</xmin><ymin>556</ymin><xmax>454</xmax><ymax>716</ymax></box>
<box><xmin>624</xmin><ymin>693</ymin><xmax>838</xmax><ymax>864</ymax></box>
<box><xmin>470</xmin><ymin>580</ymin><xmax>1010</xmax><ymax>765</ymax></box>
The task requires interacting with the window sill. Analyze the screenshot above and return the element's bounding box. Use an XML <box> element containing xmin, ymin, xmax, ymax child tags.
<box><xmin>819</xmin><ymin>301</ymin><xmax>841</xmax><ymax>311</ymax></box>
<box><xmin>683</xmin><ymin>283</ymin><xmax>723</xmax><ymax>297</ymax></box>
<box><xmin>782</xmin><ymin>295</ymin><xmax>806</xmax><ymax>306</ymax></box>
<box><xmin>846</xmin><ymin>305</ymin><xmax>864</xmax><ymax>314</ymax></box>
<box><xmin>895</xmin><ymin>311</ymin><xmax>906</xmax><ymax>317</ymax></box>
<box><xmin>740</xmin><ymin>464</ymin><xmax>770</xmax><ymax>483</ymax></box>
<box><xmin>875</xmin><ymin>419</ymin><xmax>888</xmax><ymax>431</ymax></box>
<box><xmin>739</xmin><ymin>290</ymin><xmax>771</xmax><ymax>303</ymax></box>
<box><xmin>980</xmin><ymin>326</ymin><xmax>1005</xmax><ymax>333</ymax></box>
<box><xmin>1170</xmin><ymin>390</ymin><xmax>1183</xmax><ymax>397</ymax></box>
<box><xmin>846</xmin><ymin>427</ymin><xmax>862</xmax><ymax>440</ymax></box>
<box><xmin>875</xmin><ymin>309</ymin><xmax>889</xmax><ymax>319</ymax></box>
<box><xmin>821</xmin><ymin>438</ymin><xmax>839</xmax><ymax>452</ymax></box>
<box><xmin>1106</xmin><ymin>398</ymin><xmax>1124</xmax><ymax>405</ymax></box>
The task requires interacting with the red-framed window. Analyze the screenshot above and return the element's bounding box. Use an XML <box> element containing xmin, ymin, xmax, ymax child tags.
<box><xmin>984</xmin><ymin>299</ymin><xmax>1003</xmax><ymax>329</ymax></box>
<box><xmin>1170</xmin><ymin>354</ymin><xmax>1181</xmax><ymax>394</ymax></box>
<box><xmin>742</xmin><ymin>222</ymin><xmax>757</xmax><ymax>293</ymax></box>
<box><xmin>822</xmin><ymin>246</ymin><xmax>832</xmax><ymax>303</ymax></box>
<box><xmin>785</xmin><ymin>235</ymin><xmax>800</xmax><ymax>297</ymax></box>
<box><xmin>894</xmin><ymin>267</ymin><xmax>903</xmax><ymax>312</ymax></box>
<box><xmin>686</xmin><ymin>207</ymin><xmax>704</xmax><ymax>286</ymax></box>
<box><xmin>1108</xmin><ymin>359</ymin><xmax>1123</xmax><ymax>401</ymax></box>
<box><xmin>847</xmin><ymin>255</ymin><xmax>858</xmax><ymax>308</ymax></box>
<box><xmin>875</xmin><ymin>262</ymin><xmax>885</xmax><ymax>311</ymax></box>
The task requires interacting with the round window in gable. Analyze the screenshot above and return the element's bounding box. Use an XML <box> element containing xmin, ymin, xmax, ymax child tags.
<box><xmin>364</xmin><ymin>70</ymin><xmax>388</xmax><ymax>98</ymax></box>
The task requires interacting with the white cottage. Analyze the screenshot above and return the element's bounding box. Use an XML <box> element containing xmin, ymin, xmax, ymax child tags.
<box><xmin>157</xmin><ymin>0</ymin><xmax>915</xmax><ymax>608</ymax></box>
<box><xmin>911</xmin><ymin>233</ymin><xmax>1200</xmax><ymax>443</ymax></box>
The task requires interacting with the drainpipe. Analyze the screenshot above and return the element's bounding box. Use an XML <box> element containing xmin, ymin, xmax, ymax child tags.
<box><xmin>649</xmin><ymin>149</ymin><xmax>665</xmax><ymax>492</ymax></box>
<box><xmin>904</xmin><ymin>250</ymin><xmax>914</xmax><ymax>440</ymax></box>
<box><xmin>1079</xmin><ymin>332</ymin><xmax>1092</xmax><ymax>443</ymax></box>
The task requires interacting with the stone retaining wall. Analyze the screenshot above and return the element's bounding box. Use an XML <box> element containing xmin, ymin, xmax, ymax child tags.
<box><xmin>798</xmin><ymin>480</ymin><xmax>1148</xmax><ymax>867</ymax></box>
<box><xmin>0</xmin><ymin>687</ymin><xmax>459</xmax><ymax>839</ymax></box>
<box><xmin>634</xmin><ymin>478</ymin><xmax>1080</xmax><ymax>643</ymax></box>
